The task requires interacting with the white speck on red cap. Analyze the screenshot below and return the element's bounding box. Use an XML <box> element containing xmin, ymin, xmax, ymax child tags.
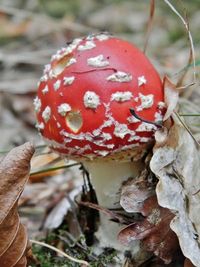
<box><xmin>128</xmin><ymin>135</ymin><xmax>140</xmax><ymax>142</ymax></box>
<box><xmin>158</xmin><ymin>101</ymin><xmax>166</xmax><ymax>109</ymax></box>
<box><xmin>72</xmin><ymin>38</ymin><xmax>82</xmax><ymax>45</ymax></box>
<box><xmin>53</xmin><ymin>80</ymin><xmax>61</xmax><ymax>91</ymax></box>
<box><xmin>66</xmin><ymin>58</ymin><xmax>76</xmax><ymax>67</ymax></box>
<box><xmin>154</xmin><ymin>111</ymin><xmax>163</xmax><ymax>122</ymax></box>
<box><xmin>35</xmin><ymin>122</ymin><xmax>44</xmax><ymax>130</ymax></box>
<box><xmin>127</xmin><ymin>116</ymin><xmax>140</xmax><ymax>123</ymax></box>
<box><xmin>42</xmin><ymin>85</ymin><xmax>49</xmax><ymax>95</ymax></box>
<box><xmin>83</xmin><ymin>91</ymin><xmax>100</xmax><ymax>109</ymax></box>
<box><xmin>58</xmin><ymin>103</ymin><xmax>71</xmax><ymax>116</ymax></box>
<box><xmin>96</xmin><ymin>34</ymin><xmax>110</xmax><ymax>41</ymax></box>
<box><xmin>49</xmin><ymin>69</ymin><xmax>57</xmax><ymax>79</ymax></box>
<box><xmin>107</xmin><ymin>71</ymin><xmax>132</xmax><ymax>83</ymax></box>
<box><xmin>61</xmin><ymin>130</ymin><xmax>93</xmax><ymax>142</ymax></box>
<box><xmin>87</xmin><ymin>54</ymin><xmax>109</xmax><ymax>68</ymax></box>
<box><xmin>138</xmin><ymin>75</ymin><xmax>147</xmax><ymax>86</ymax></box>
<box><xmin>140</xmin><ymin>137</ymin><xmax>152</xmax><ymax>143</ymax></box>
<box><xmin>43</xmin><ymin>64</ymin><xmax>51</xmax><ymax>74</ymax></box>
<box><xmin>101</xmin><ymin>132</ymin><xmax>112</xmax><ymax>140</ymax></box>
<box><xmin>42</xmin><ymin>106</ymin><xmax>51</xmax><ymax>123</ymax></box>
<box><xmin>111</xmin><ymin>91</ymin><xmax>133</xmax><ymax>102</ymax></box>
<box><xmin>114</xmin><ymin>124</ymin><xmax>133</xmax><ymax>139</ymax></box>
<box><xmin>33</xmin><ymin>96</ymin><xmax>41</xmax><ymax>113</ymax></box>
<box><xmin>137</xmin><ymin>93</ymin><xmax>154</xmax><ymax>111</ymax></box>
<box><xmin>94</xmin><ymin>150</ymin><xmax>109</xmax><ymax>156</ymax></box>
<box><xmin>63</xmin><ymin>76</ymin><xmax>75</xmax><ymax>85</ymax></box>
<box><xmin>78</xmin><ymin>41</ymin><xmax>96</xmax><ymax>51</ymax></box>
<box><xmin>136</xmin><ymin>122</ymin><xmax>157</xmax><ymax>132</ymax></box>
<box><xmin>40</xmin><ymin>74</ymin><xmax>48</xmax><ymax>82</ymax></box>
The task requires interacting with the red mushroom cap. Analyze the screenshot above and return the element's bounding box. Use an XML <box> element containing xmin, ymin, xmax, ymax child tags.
<box><xmin>34</xmin><ymin>33</ymin><xmax>165</xmax><ymax>160</ymax></box>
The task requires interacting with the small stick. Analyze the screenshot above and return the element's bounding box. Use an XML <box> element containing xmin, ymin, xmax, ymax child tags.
<box><xmin>30</xmin><ymin>239</ymin><xmax>89</xmax><ymax>266</ymax></box>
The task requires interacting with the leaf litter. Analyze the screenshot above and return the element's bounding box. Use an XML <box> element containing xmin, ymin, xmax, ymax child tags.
<box><xmin>0</xmin><ymin>142</ymin><xmax>34</xmax><ymax>267</ymax></box>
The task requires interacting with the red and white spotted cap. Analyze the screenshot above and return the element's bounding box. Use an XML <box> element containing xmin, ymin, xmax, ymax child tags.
<box><xmin>34</xmin><ymin>33</ymin><xmax>165</xmax><ymax>160</ymax></box>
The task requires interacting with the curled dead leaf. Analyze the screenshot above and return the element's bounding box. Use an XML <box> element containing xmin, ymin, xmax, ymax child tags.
<box><xmin>118</xmin><ymin>196</ymin><xmax>179</xmax><ymax>264</ymax></box>
<box><xmin>163</xmin><ymin>76</ymin><xmax>179</xmax><ymax>121</ymax></box>
<box><xmin>0</xmin><ymin>142</ymin><xmax>35</xmax><ymax>267</ymax></box>
<box><xmin>150</xmin><ymin>123</ymin><xmax>200</xmax><ymax>266</ymax></box>
<box><xmin>120</xmin><ymin>169</ymin><xmax>156</xmax><ymax>213</ymax></box>
<box><xmin>184</xmin><ymin>258</ymin><xmax>196</xmax><ymax>267</ymax></box>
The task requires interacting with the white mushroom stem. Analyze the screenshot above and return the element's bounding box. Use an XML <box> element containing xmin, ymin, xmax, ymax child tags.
<box><xmin>83</xmin><ymin>160</ymin><xmax>143</xmax><ymax>252</ymax></box>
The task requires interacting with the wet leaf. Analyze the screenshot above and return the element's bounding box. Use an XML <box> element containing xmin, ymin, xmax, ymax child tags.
<box><xmin>0</xmin><ymin>142</ymin><xmax>35</xmax><ymax>267</ymax></box>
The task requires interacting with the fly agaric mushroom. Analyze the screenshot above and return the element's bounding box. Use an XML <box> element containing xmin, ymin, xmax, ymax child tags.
<box><xmin>34</xmin><ymin>33</ymin><xmax>165</xmax><ymax>253</ymax></box>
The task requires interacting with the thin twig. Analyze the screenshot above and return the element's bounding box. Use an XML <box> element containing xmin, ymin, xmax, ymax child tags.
<box><xmin>78</xmin><ymin>201</ymin><xmax>129</xmax><ymax>224</ymax></box>
<box><xmin>30</xmin><ymin>239</ymin><xmax>89</xmax><ymax>266</ymax></box>
<box><xmin>163</xmin><ymin>0</ymin><xmax>196</xmax><ymax>89</ymax></box>
<box><xmin>174</xmin><ymin>111</ymin><xmax>200</xmax><ymax>147</ymax></box>
<box><xmin>143</xmin><ymin>0</ymin><xmax>155</xmax><ymax>54</ymax></box>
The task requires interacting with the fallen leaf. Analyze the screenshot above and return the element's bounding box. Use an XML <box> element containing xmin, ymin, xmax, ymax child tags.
<box><xmin>184</xmin><ymin>258</ymin><xmax>196</xmax><ymax>267</ymax></box>
<box><xmin>43</xmin><ymin>187</ymin><xmax>80</xmax><ymax>230</ymax></box>
<box><xmin>118</xmin><ymin>196</ymin><xmax>179</xmax><ymax>264</ymax></box>
<box><xmin>120</xmin><ymin>169</ymin><xmax>156</xmax><ymax>213</ymax></box>
<box><xmin>0</xmin><ymin>142</ymin><xmax>35</xmax><ymax>267</ymax></box>
<box><xmin>30</xmin><ymin>151</ymin><xmax>64</xmax><ymax>182</ymax></box>
<box><xmin>150</xmin><ymin>123</ymin><xmax>200</xmax><ymax>266</ymax></box>
<box><xmin>163</xmin><ymin>76</ymin><xmax>179</xmax><ymax>121</ymax></box>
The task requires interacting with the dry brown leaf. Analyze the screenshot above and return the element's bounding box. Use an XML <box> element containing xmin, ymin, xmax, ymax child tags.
<box><xmin>118</xmin><ymin>196</ymin><xmax>179</xmax><ymax>264</ymax></box>
<box><xmin>120</xmin><ymin>169</ymin><xmax>155</xmax><ymax>213</ymax></box>
<box><xmin>0</xmin><ymin>142</ymin><xmax>35</xmax><ymax>267</ymax></box>
<box><xmin>184</xmin><ymin>258</ymin><xmax>196</xmax><ymax>267</ymax></box>
<box><xmin>150</xmin><ymin>123</ymin><xmax>200</xmax><ymax>266</ymax></box>
<box><xmin>163</xmin><ymin>76</ymin><xmax>179</xmax><ymax>121</ymax></box>
<box><xmin>30</xmin><ymin>151</ymin><xmax>64</xmax><ymax>182</ymax></box>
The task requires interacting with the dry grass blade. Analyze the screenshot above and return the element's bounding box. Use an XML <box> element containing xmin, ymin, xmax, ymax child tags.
<box><xmin>163</xmin><ymin>0</ymin><xmax>196</xmax><ymax>89</ymax></box>
<box><xmin>30</xmin><ymin>239</ymin><xmax>89</xmax><ymax>266</ymax></box>
<box><xmin>143</xmin><ymin>0</ymin><xmax>155</xmax><ymax>54</ymax></box>
<box><xmin>30</xmin><ymin>162</ymin><xmax>80</xmax><ymax>177</ymax></box>
<box><xmin>0</xmin><ymin>142</ymin><xmax>35</xmax><ymax>266</ymax></box>
<box><xmin>179</xmin><ymin>114</ymin><xmax>200</xmax><ymax>117</ymax></box>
